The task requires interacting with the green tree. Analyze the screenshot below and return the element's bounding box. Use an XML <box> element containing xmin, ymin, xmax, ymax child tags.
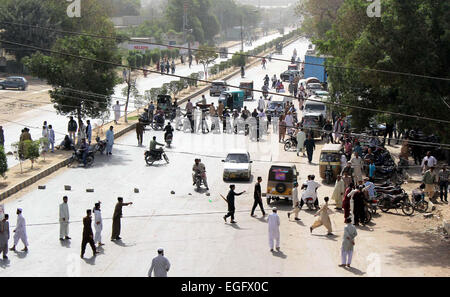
<box><xmin>0</xmin><ymin>146</ymin><xmax>7</xmax><ymax>178</ymax></box>
<box><xmin>23</xmin><ymin>35</ymin><xmax>120</xmax><ymax>126</ymax></box>
<box><xmin>23</xmin><ymin>140</ymin><xmax>40</xmax><ymax>169</ymax></box>
<box><xmin>196</xmin><ymin>44</ymin><xmax>218</xmax><ymax>80</ymax></box>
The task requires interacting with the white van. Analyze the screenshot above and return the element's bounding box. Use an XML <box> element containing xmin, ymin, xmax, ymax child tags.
<box><xmin>303</xmin><ymin>99</ymin><xmax>327</xmax><ymax>119</ymax></box>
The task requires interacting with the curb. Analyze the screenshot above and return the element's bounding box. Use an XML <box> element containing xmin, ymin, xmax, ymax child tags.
<box><xmin>0</xmin><ymin>122</ymin><xmax>137</xmax><ymax>202</ymax></box>
<box><xmin>0</xmin><ymin>35</ymin><xmax>299</xmax><ymax>202</ymax></box>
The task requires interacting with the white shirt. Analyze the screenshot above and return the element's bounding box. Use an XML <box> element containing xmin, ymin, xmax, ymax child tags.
<box><xmin>302</xmin><ymin>180</ymin><xmax>320</xmax><ymax>201</ymax></box>
<box><xmin>94</xmin><ymin>209</ymin><xmax>102</xmax><ymax>226</ymax></box>
<box><xmin>258</xmin><ymin>98</ymin><xmax>265</xmax><ymax>111</ymax></box>
<box><xmin>284</xmin><ymin>115</ymin><xmax>294</xmax><ymax>128</ymax></box>
<box><xmin>148</xmin><ymin>255</ymin><xmax>171</xmax><ymax>277</ymax></box>
<box><xmin>59</xmin><ymin>203</ymin><xmax>69</xmax><ymax>222</ymax></box>
<box><xmin>421</xmin><ymin>156</ymin><xmax>437</xmax><ymax>168</ymax></box>
<box><xmin>292</xmin><ymin>187</ymin><xmax>299</xmax><ymax>205</ymax></box>
<box><xmin>268</xmin><ymin>213</ymin><xmax>280</xmax><ymax>237</ymax></box>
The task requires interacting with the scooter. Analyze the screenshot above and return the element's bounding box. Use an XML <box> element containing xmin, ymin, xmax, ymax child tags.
<box><xmin>94</xmin><ymin>137</ymin><xmax>107</xmax><ymax>155</ymax></box>
<box><xmin>68</xmin><ymin>146</ymin><xmax>95</xmax><ymax>168</ymax></box>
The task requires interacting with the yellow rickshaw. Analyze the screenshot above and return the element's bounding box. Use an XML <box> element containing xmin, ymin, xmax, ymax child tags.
<box><xmin>266</xmin><ymin>164</ymin><xmax>299</xmax><ymax>205</ymax></box>
<box><xmin>319</xmin><ymin>143</ymin><xmax>343</xmax><ymax>184</ymax></box>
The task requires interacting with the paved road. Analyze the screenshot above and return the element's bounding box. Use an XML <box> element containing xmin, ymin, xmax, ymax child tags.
<box><xmin>0</xmin><ymin>30</ymin><xmax>291</xmax><ymax>168</ymax></box>
<box><xmin>1</xmin><ymin>38</ymin><xmax>448</xmax><ymax>277</ymax></box>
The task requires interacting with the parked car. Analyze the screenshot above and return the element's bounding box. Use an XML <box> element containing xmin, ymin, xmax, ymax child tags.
<box><xmin>222</xmin><ymin>150</ymin><xmax>252</xmax><ymax>181</ymax></box>
<box><xmin>0</xmin><ymin>76</ymin><xmax>28</xmax><ymax>90</ymax></box>
<box><xmin>280</xmin><ymin>70</ymin><xmax>301</xmax><ymax>82</ymax></box>
<box><xmin>210</xmin><ymin>80</ymin><xmax>228</xmax><ymax>97</ymax></box>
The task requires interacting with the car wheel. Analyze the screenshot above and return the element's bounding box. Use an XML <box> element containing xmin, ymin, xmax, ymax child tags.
<box><xmin>1</xmin><ymin>85</ymin><xmax>5</xmax><ymax>90</ymax></box>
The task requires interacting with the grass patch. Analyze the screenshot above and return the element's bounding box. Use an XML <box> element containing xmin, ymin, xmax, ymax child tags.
<box><xmin>127</xmin><ymin>116</ymin><xmax>139</xmax><ymax>121</ymax></box>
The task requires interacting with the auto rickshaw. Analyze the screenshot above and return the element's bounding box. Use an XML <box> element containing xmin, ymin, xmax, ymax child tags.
<box><xmin>275</xmin><ymin>42</ymin><xmax>283</xmax><ymax>54</ymax></box>
<box><xmin>266</xmin><ymin>164</ymin><xmax>299</xmax><ymax>205</ymax></box>
<box><xmin>219</xmin><ymin>47</ymin><xmax>228</xmax><ymax>59</ymax></box>
<box><xmin>239</xmin><ymin>80</ymin><xmax>254</xmax><ymax>101</ymax></box>
<box><xmin>219</xmin><ymin>90</ymin><xmax>245</xmax><ymax>111</ymax></box>
<box><xmin>319</xmin><ymin>143</ymin><xmax>343</xmax><ymax>184</ymax></box>
<box><xmin>156</xmin><ymin>94</ymin><xmax>173</xmax><ymax>117</ymax></box>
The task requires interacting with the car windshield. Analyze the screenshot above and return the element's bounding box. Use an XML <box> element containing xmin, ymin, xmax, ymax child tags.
<box><xmin>225</xmin><ymin>154</ymin><xmax>249</xmax><ymax>163</ymax></box>
<box><xmin>305</xmin><ymin>104</ymin><xmax>325</xmax><ymax>111</ymax></box>
<box><xmin>308</xmin><ymin>83</ymin><xmax>322</xmax><ymax>89</ymax></box>
<box><xmin>268</xmin><ymin>102</ymin><xmax>283</xmax><ymax>109</ymax></box>
<box><xmin>320</xmin><ymin>153</ymin><xmax>341</xmax><ymax>162</ymax></box>
<box><xmin>303</xmin><ymin>117</ymin><xmax>319</xmax><ymax>126</ymax></box>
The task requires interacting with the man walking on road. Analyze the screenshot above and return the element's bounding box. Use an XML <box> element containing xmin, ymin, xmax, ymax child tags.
<box><xmin>304</xmin><ymin>135</ymin><xmax>316</xmax><ymax>164</ymax></box>
<box><xmin>10</xmin><ymin>208</ymin><xmax>28</xmax><ymax>252</ymax></box>
<box><xmin>59</xmin><ymin>196</ymin><xmax>70</xmax><ymax>241</ymax></box>
<box><xmin>111</xmin><ymin>197</ymin><xmax>133</xmax><ymax>241</ymax></box>
<box><xmin>268</xmin><ymin>207</ymin><xmax>280</xmax><ymax>252</ymax></box>
<box><xmin>251</xmin><ymin>177</ymin><xmax>266</xmax><ymax>217</ymax></box>
<box><xmin>438</xmin><ymin>165</ymin><xmax>449</xmax><ymax>203</ymax></box>
<box><xmin>113</xmin><ymin>101</ymin><xmax>122</xmax><ymax>124</ymax></box>
<box><xmin>423</xmin><ymin>166</ymin><xmax>437</xmax><ymax>207</ymax></box>
<box><xmin>223</xmin><ymin>185</ymin><xmax>245</xmax><ymax>224</ymax></box>
<box><xmin>340</xmin><ymin>218</ymin><xmax>357</xmax><ymax>268</ymax></box>
<box><xmin>350</xmin><ymin>151</ymin><xmax>364</xmax><ymax>184</ymax></box>
<box><xmin>310</xmin><ymin>197</ymin><xmax>333</xmax><ymax>235</ymax></box>
<box><xmin>136</xmin><ymin>119</ymin><xmax>145</xmax><ymax>146</ymax></box>
<box><xmin>106</xmin><ymin>126</ymin><xmax>114</xmax><ymax>155</ymax></box>
<box><xmin>0</xmin><ymin>214</ymin><xmax>9</xmax><ymax>259</ymax></box>
<box><xmin>93</xmin><ymin>202</ymin><xmax>104</xmax><ymax>247</ymax></box>
<box><xmin>332</xmin><ymin>175</ymin><xmax>345</xmax><ymax>210</ymax></box>
<box><xmin>287</xmin><ymin>182</ymin><xmax>301</xmax><ymax>221</ymax></box>
<box><xmin>148</xmin><ymin>248</ymin><xmax>171</xmax><ymax>277</ymax></box>
<box><xmin>81</xmin><ymin>209</ymin><xmax>97</xmax><ymax>259</ymax></box>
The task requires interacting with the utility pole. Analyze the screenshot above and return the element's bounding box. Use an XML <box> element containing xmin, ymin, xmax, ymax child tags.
<box><xmin>240</xmin><ymin>16</ymin><xmax>244</xmax><ymax>52</ymax></box>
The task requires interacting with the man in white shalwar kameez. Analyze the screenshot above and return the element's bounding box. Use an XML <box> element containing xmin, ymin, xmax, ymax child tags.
<box><xmin>93</xmin><ymin>202</ymin><xmax>104</xmax><ymax>247</ymax></box>
<box><xmin>268</xmin><ymin>207</ymin><xmax>280</xmax><ymax>252</ymax></box>
<box><xmin>59</xmin><ymin>196</ymin><xmax>70</xmax><ymax>241</ymax></box>
<box><xmin>113</xmin><ymin>101</ymin><xmax>122</xmax><ymax>124</ymax></box>
<box><xmin>148</xmin><ymin>248</ymin><xmax>171</xmax><ymax>277</ymax></box>
<box><xmin>296</xmin><ymin>129</ymin><xmax>306</xmax><ymax>156</ymax></box>
<box><xmin>332</xmin><ymin>175</ymin><xmax>345</xmax><ymax>210</ymax></box>
<box><xmin>10</xmin><ymin>208</ymin><xmax>28</xmax><ymax>252</ymax></box>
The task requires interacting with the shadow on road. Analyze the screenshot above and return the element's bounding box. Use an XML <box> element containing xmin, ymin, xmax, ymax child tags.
<box><xmin>386</xmin><ymin>230</ymin><xmax>450</xmax><ymax>269</ymax></box>
<box><xmin>0</xmin><ymin>258</ymin><xmax>11</xmax><ymax>269</ymax></box>
<box><xmin>271</xmin><ymin>250</ymin><xmax>287</xmax><ymax>259</ymax></box>
<box><xmin>344</xmin><ymin>266</ymin><xmax>365</xmax><ymax>276</ymax></box>
<box><xmin>82</xmin><ymin>256</ymin><xmax>96</xmax><ymax>265</ymax></box>
<box><xmin>311</xmin><ymin>233</ymin><xmax>338</xmax><ymax>241</ymax></box>
<box><xmin>112</xmin><ymin>239</ymin><xmax>136</xmax><ymax>248</ymax></box>
<box><xmin>60</xmin><ymin>240</ymin><xmax>71</xmax><ymax>248</ymax></box>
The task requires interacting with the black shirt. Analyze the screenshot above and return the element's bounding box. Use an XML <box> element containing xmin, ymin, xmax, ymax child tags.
<box><xmin>226</xmin><ymin>189</ymin><xmax>244</xmax><ymax>210</ymax></box>
<box><xmin>83</xmin><ymin>216</ymin><xmax>93</xmax><ymax>237</ymax></box>
<box><xmin>254</xmin><ymin>183</ymin><xmax>262</xmax><ymax>200</ymax></box>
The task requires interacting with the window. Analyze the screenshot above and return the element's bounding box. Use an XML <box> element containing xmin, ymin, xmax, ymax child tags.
<box><xmin>226</xmin><ymin>154</ymin><xmax>249</xmax><ymax>163</ymax></box>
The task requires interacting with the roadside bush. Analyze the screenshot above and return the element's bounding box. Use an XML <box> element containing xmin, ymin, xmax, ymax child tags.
<box><xmin>0</xmin><ymin>146</ymin><xmax>7</xmax><ymax>178</ymax></box>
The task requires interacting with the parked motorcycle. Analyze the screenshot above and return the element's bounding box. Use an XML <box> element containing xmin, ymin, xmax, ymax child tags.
<box><xmin>68</xmin><ymin>146</ymin><xmax>95</xmax><ymax>168</ymax></box>
<box><xmin>145</xmin><ymin>150</ymin><xmax>169</xmax><ymax>166</ymax></box>
<box><xmin>377</xmin><ymin>193</ymin><xmax>414</xmax><ymax>216</ymax></box>
<box><xmin>94</xmin><ymin>137</ymin><xmax>107</xmax><ymax>155</ymax></box>
<box><xmin>284</xmin><ymin>133</ymin><xmax>298</xmax><ymax>152</ymax></box>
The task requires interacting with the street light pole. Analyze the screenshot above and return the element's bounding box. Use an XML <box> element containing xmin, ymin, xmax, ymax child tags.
<box><xmin>240</xmin><ymin>16</ymin><xmax>244</xmax><ymax>52</ymax></box>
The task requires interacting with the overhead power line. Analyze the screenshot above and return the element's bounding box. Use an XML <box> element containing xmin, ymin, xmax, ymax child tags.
<box><xmin>0</xmin><ymin>38</ymin><xmax>449</xmax><ymax>125</ymax></box>
<box><xmin>1</xmin><ymin>21</ymin><xmax>450</xmax><ymax>82</ymax></box>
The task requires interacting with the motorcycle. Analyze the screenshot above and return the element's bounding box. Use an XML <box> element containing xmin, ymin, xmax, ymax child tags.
<box><xmin>194</xmin><ymin>170</ymin><xmax>206</xmax><ymax>191</ymax></box>
<box><xmin>145</xmin><ymin>150</ymin><xmax>169</xmax><ymax>166</ymax></box>
<box><xmin>284</xmin><ymin>132</ymin><xmax>298</xmax><ymax>152</ymax></box>
<box><xmin>304</xmin><ymin>197</ymin><xmax>319</xmax><ymax>211</ymax></box>
<box><xmin>165</xmin><ymin>132</ymin><xmax>173</xmax><ymax>148</ymax></box>
<box><xmin>377</xmin><ymin>193</ymin><xmax>414</xmax><ymax>216</ymax></box>
<box><xmin>68</xmin><ymin>146</ymin><xmax>95</xmax><ymax>168</ymax></box>
<box><xmin>152</xmin><ymin>114</ymin><xmax>165</xmax><ymax>130</ymax></box>
<box><xmin>412</xmin><ymin>192</ymin><xmax>429</xmax><ymax>213</ymax></box>
<box><xmin>93</xmin><ymin>137</ymin><xmax>107</xmax><ymax>155</ymax></box>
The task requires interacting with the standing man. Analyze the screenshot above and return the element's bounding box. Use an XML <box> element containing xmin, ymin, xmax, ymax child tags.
<box><xmin>339</xmin><ymin>218</ymin><xmax>357</xmax><ymax>268</ymax></box>
<box><xmin>332</xmin><ymin>175</ymin><xmax>345</xmax><ymax>210</ymax></box>
<box><xmin>81</xmin><ymin>209</ymin><xmax>97</xmax><ymax>259</ymax></box>
<box><xmin>93</xmin><ymin>202</ymin><xmax>104</xmax><ymax>247</ymax></box>
<box><xmin>310</xmin><ymin>197</ymin><xmax>333</xmax><ymax>235</ymax></box>
<box><xmin>223</xmin><ymin>185</ymin><xmax>246</xmax><ymax>224</ymax></box>
<box><xmin>421</xmin><ymin>151</ymin><xmax>437</xmax><ymax>170</ymax></box>
<box><xmin>59</xmin><ymin>196</ymin><xmax>70</xmax><ymax>241</ymax></box>
<box><xmin>0</xmin><ymin>126</ymin><xmax>5</xmax><ymax>148</ymax></box>
<box><xmin>48</xmin><ymin>125</ymin><xmax>55</xmax><ymax>153</ymax></box>
<box><xmin>258</xmin><ymin>96</ymin><xmax>265</xmax><ymax>112</ymax></box>
<box><xmin>105</xmin><ymin>126</ymin><xmax>114</xmax><ymax>155</ymax></box>
<box><xmin>0</xmin><ymin>214</ymin><xmax>9</xmax><ymax>259</ymax></box>
<box><xmin>352</xmin><ymin>186</ymin><xmax>366</xmax><ymax>226</ymax></box>
<box><xmin>67</xmin><ymin>116</ymin><xmax>78</xmax><ymax>143</ymax></box>
<box><xmin>296</xmin><ymin>128</ymin><xmax>306</xmax><ymax>157</ymax></box>
<box><xmin>113</xmin><ymin>101</ymin><xmax>122</xmax><ymax>124</ymax></box>
<box><xmin>287</xmin><ymin>182</ymin><xmax>301</xmax><ymax>221</ymax></box>
<box><xmin>111</xmin><ymin>197</ymin><xmax>133</xmax><ymax>241</ymax></box>
<box><xmin>86</xmin><ymin>120</ymin><xmax>92</xmax><ymax>145</ymax></box>
<box><xmin>350</xmin><ymin>151</ymin><xmax>364</xmax><ymax>184</ymax></box>
<box><xmin>438</xmin><ymin>165</ymin><xmax>449</xmax><ymax>203</ymax></box>
<box><xmin>423</xmin><ymin>166</ymin><xmax>437</xmax><ymax>206</ymax></box>
<box><xmin>136</xmin><ymin>119</ymin><xmax>145</xmax><ymax>146</ymax></box>
<box><xmin>10</xmin><ymin>208</ymin><xmax>28</xmax><ymax>252</ymax></box>
<box><xmin>186</xmin><ymin>99</ymin><xmax>194</xmax><ymax>114</ymax></box>
<box><xmin>251</xmin><ymin>177</ymin><xmax>266</xmax><ymax>217</ymax></box>
<box><xmin>148</xmin><ymin>248</ymin><xmax>171</xmax><ymax>277</ymax></box>
<box><xmin>304</xmin><ymin>134</ymin><xmax>316</xmax><ymax>164</ymax></box>
<box><xmin>268</xmin><ymin>207</ymin><xmax>280</xmax><ymax>252</ymax></box>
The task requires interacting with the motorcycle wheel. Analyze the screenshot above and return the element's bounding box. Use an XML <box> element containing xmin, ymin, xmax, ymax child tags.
<box><xmin>86</xmin><ymin>156</ymin><xmax>94</xmax><ymax>167</ymax></box>
<box><xmin>145</xmin><ymin>155</ymin><xmax>154</xmax><ymax>166</ymax></box>
<box><xmin>378</xmin><ymin>200</ymin><xmax>390</xmax><ymax>213</ymax></box>
<box><xmin>401</xmin><ymin>202</ymin><xmax>415</xmax><ymax>216</ymax></box>
<box><xmin>415</xmin><ymin>200</ymin><xmax>429</xmax><ymax>213</ymax></box>
<box><xmin>284</xmin><ymin>141</ymin><xmax>292</xmax><ymax>152</ymax></box>
<box><xmin>163</xmin><ymin>153</ymin><xmax>169</xmax><ymax>164</ymax></box>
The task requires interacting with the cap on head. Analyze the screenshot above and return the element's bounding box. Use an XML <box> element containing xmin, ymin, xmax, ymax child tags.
<box><xmin>17</xmin><ymin>208</ymin><xmax>22</xmax><ymax>212</ymax></box>
<box><xmin>158</xmin><ymin>248</ymin><xmax>164</xmax><ymax>254</ymax></box>
<box><xmin>272</xmin><ymin>207</ymin><xmax>277</xmax><ymax>212</ymax></box>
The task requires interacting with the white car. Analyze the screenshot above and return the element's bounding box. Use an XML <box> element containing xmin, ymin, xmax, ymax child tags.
<box><xmin>222</xmin><ymin>150</ymin><xmax>252</xmax><ymax>181</ymax></box>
